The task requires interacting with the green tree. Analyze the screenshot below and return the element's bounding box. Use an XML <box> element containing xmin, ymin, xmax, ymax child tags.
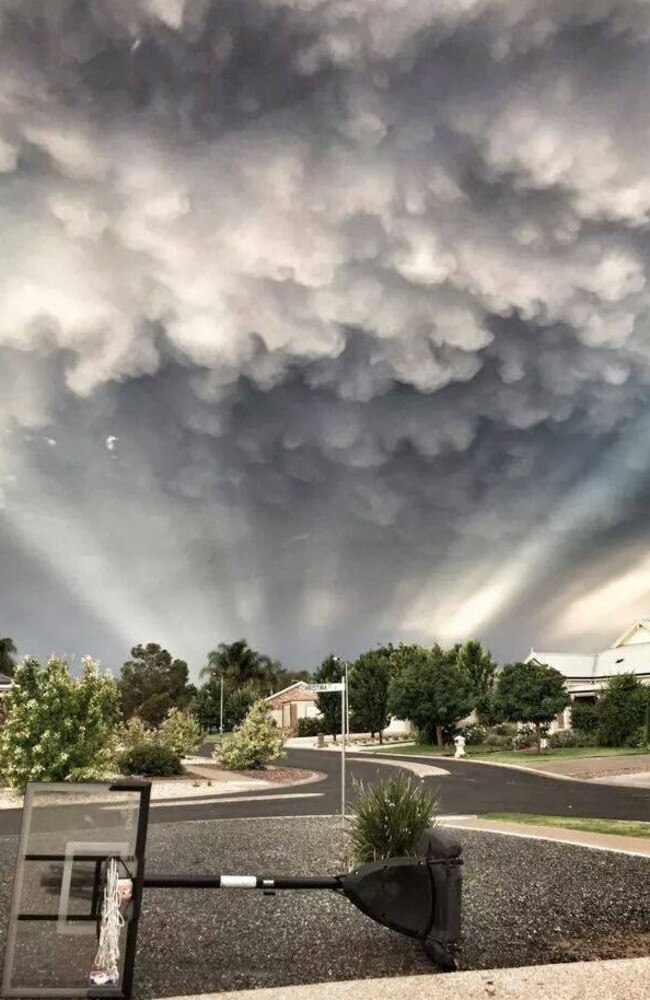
<box><xmin>272</xmin><ymin>667</ymin><xmax>312</xmax><ymax>690</ymax></box>
<box><xmin>597</xmin><ymin>673</ymin><xmax>647</xmax><ymax>747</ymax></box>
<box><xmin>119</xmin><ymin>642</ymin><xmax>191</xmax><ymax>726</ymax></box>
<box><xmin>494</xmin><ymin>661</ymin><xmax>569</xmax><ymax>752</ymax></box>
<box><xmin>193</xmin><ymin>680</ymin><xmax>253</xmax><ymax>733</ymax></box>
<box><xmin>215</xmin><ymin>700</ymin><xmax>285</xmax><ymax>770</ymax></box>
<box><xmin>201</xmin><ymin>639</ymin><xmax>284</xmax><ymax>697</ymax></box>
<box><xmin>454</xmin><ymin>639</ymin><xmax>497</xmax><ymax>720</ymax></box>
<box><xmin>388</xmin><ymin>644</ymin><xmax>473</xmax><ymax>746</ymax></box>
<box><xmin>349</xmin><ymin>647</ymin><xmax>393</xmax><ymax>743</ymax></box>
<box><xmin>570</xmin><ymin>701</ymin><xmax>600</xmax><ymax>735</ymax></box>
<box><xmin>0</xmin><ymin>637</ymin><xmax>17</xmax><ymax>678</ymax></box>
<box><xmin>0</xmin><ymin>655</ymin><xmax>121</xmax><ymax>790</ymax></box>
<box><xmin>314</xmin><ymin>654</ymin><xmax>345</xmax><ymax>740</ymax></box>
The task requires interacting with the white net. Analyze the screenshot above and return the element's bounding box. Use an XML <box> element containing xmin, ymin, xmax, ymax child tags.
<box><xmin>89</xmin><ymin>860</ymin><xmax>130</xmax><ymax>987</ymax></box>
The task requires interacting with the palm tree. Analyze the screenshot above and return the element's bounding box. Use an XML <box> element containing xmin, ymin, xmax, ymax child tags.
<box><xmin>0</xmin><ymin>637</ymin><xmax>17</xmax><ymax>678</ymax></box>
<box><xmin>201</xmin><ymin>639</ymin><xmax>276</xmax><ymax>693</ymax></box>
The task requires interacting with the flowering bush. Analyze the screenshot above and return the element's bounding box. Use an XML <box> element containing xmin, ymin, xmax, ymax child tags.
<box><xmin>119</xmin><ymin>715</ymin><xmax>152</xmax><ymax>751</ymax></box>
<box><xmin>512</xmin><ymin>724</ymin><xmax>538</xmax><ymax>750</ymax></box>
<box><xmin>215</xmin><ymin>700</ymin><xmax>286</xmax><ymax>770</ymax></box>
<box><xmin>159</xmin><ymin>708</ymin><xmax>202</xmax><ymax>756</ymax></box>
<box><xmin>462</xmin><ymin>723</ymin><xmax>488</xmax><ymax>745</ymax></box>
<box><xmin>0</xmin><ymin>656</ymin><xmax>121</xmax><ymax>791</ymax></box>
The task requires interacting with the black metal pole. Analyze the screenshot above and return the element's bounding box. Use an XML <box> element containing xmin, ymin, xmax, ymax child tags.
<box><xmin>143</xmin><ymin>874</ymin><xmax>341</xmax><ymax>890</ymax></box>
<box><xmin>122</xmin><ymin>782</ymin><xmax>151</xmax><ymax>1000</ymax></box>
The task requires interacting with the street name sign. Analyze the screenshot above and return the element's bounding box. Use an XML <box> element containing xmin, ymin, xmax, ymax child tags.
<box><xmin>305</xmin><ymin>682</ymin><xmax>345</xmax><ymax>692</ymax></box>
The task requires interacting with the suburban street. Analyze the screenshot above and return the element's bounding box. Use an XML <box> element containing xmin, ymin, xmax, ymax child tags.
<box><xmin>145</xmin><ymin>746</ymin><xmax>649</xmax><ymax>826</ymax></box>
<box><xmin>0</xmin><ymin>748</ymin><xmax>647</xmax><ymax>839</ymax></box>
<box><xmin>147</xmin><ymin>745</ymin><xmax>649</xmax><ymax>823</ymax></box>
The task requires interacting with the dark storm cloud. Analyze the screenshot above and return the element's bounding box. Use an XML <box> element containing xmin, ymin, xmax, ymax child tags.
<box><xmin>2</xmin><ymin>0</ymin><xmax>650</xmax><ymax>671</ymax></box>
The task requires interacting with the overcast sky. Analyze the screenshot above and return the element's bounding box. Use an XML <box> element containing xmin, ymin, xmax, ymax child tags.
<box><xmin>2</xmin><ymin>1</ymin><xmax>650</xmax><ymax>677</ymax></box>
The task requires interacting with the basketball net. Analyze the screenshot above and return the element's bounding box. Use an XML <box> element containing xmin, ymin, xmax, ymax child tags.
<box><xmin>89</xmin><ymin>859</ymin><xmax>132</xmax><ymax>987</ymax></box>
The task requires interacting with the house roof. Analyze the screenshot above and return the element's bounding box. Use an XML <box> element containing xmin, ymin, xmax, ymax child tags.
<box><xmin>0</xmin><ymin>673</ymin><xmax>14</xmax><ymax>686</ymax></box>
<box><xmin>528</xmin><ymin>627</ymin><xmax>650</xmax><ymax>680</ymax></box>
<box><xmin>264</xmin><ymin>681</ymin><xmax>310</xmax><ymax>702</ymax></box>
<box><xmin>526</xmin><ymin>652</ymin><xmax>598</xmax><ymax>678</ymax></box>
<box><xmin>612</xmin><ymin>619</ymin><xmax>650</xmax><ymax>647</ymax></box>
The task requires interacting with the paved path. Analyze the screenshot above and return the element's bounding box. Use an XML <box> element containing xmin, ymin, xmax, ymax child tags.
<box><xmin>168</xmin><ymin>956</ymin><xmax>650</xmax><ymax>1000</ymax></box>
<box><xmin>439</xmin><ymin>816</ymin><xmax>650</xmax><ymax>856</ymax></box>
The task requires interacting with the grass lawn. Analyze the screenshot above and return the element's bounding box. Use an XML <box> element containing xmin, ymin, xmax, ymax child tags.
<box><xmin>482</xmin><ymin>812</ymin><xmax>650</xmax><ymax>839</ymax></box>
<box><xmin>202</xmin><ymin>732</ymin><xmax>232</xmax><ymax>744</ymax></box>
<box><xmin>367</xmin><ymin>744</ymin><xmax>650</xmax><ymax>763</ymax></box>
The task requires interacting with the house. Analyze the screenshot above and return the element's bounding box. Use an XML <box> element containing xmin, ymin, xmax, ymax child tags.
<box><xmin>265</xmin><ymin>682</ymin><xmax>321</xmax><ymax>732</ymax></box>
<box><xmin>526</xmin><ymin>619</ymin><xmax>650</xmax><ymax>731</ymax></box>
<box><xmin>265</xmin><ymin>680</ymin><xmax>413</xmax><ymax>737</ymax></box>
<box><xmin>0</xmin><ymin>673</ymin><xmax>14</xmax><ymax>696</ymax></box>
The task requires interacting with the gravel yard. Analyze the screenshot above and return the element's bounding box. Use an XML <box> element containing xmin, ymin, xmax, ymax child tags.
<box><xmin>0</xmin><ymin>816</ymin><xmax>647</xmax><ymax>997</ymax></box>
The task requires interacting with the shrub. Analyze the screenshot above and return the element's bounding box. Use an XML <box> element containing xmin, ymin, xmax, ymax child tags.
<box><xmin>570</xmin><ymin>701</ymin><xmax>600</xmax><ymax>735</ymax></box>
<box><xmin>548</xmin><ymin>730</ymin><xmax>598</xmax><ymax>749</ymax></box>
<box><xmin>491</xmin><ymin>723</ymin><xmax>518</xmax><ymax>739</ymax></box>
<box><xmin>462</xmin><ymin>723</ymin><xmax>488</xmax><ymax>745</ymax></box>
<box><xmin>512</xmin><ymin>725</ymin><xmax>537</xmax><ymax>750</ymax></box>
<box><xmin>0</xmin><ymin>655</ymin><xmax>121</xmax><ymax>791</ymax></box>
<box><xmin>117</xmin><ymin>742</ymin><xmax>182</xmax><ymax>777</ymax></box>
<box><xmin>296</xmin><ymin>716</ymin><xmax>325</xmax><ymax>737</ymax></box>
<box><xmin>597</xmin><ymin>674</ymin><xmax>646</xmax><ymax>747</ymax></box>
<box><xmin>159</xmin><ymin>708</ymin><xmax>202</xmax><ymax>756</ymax></box>
<box><xmin>120</xmin><ymin>716</ymin><xmax>152</xmax><ymax>752</ymax></box>
<box><xmin>215</xmin><ymin>700</ymin><xmax>286</xmax><ymax>770</ymax></box>
<box><xmin>625</xmin><ymin>726</ymin><xmax>649</xmax><ymax>749</ymax></box>
<box><xmin>347</xmin><ymin>774</ymin><xmax>438</xmax><ymax>865</ymax></box>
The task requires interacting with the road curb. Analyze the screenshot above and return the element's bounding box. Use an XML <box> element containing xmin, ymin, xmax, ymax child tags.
<box><xmin>157</xmin><ymin>956</ymin><xmax>650</xmax><ymax>1000</ymax></box>
<box><xmin>355</xmin><ymin>750</ymin><xmax>610</xmax><ymax>785</ymax></box>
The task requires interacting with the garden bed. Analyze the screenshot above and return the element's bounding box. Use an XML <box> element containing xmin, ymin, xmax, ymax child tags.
<box><xmin>186</xmin><ymin>762</ymin><xmax>315</xmax><ymax>784</ymax></box>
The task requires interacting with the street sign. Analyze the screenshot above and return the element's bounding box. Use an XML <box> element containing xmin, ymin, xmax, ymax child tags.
<box><xmin>305</xmin><ymin>679</ymin><xmax>347</xmax><ymax>820</ymax></box>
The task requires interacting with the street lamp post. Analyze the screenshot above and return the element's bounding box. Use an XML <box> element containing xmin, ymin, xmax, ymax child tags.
<box><xmin>219</xmin><ymin>673</ymin><xmax>224</xmax><ymax>736</ymax></box>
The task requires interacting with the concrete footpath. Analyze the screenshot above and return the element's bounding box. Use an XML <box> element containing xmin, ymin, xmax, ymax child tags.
<box><xmin>168</xmin><ymin>956</ymin><xmax>650</xmax><ymax>1000</ymax></box>
<box><xmin>439</xmin><ymin>816</ymin><xmax>650</xmax><ymax>856</ymax></box>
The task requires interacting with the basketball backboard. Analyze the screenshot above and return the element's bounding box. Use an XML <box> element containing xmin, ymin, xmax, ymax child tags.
<box><xmin>2</xmin><ymin>781</ymin><xmax>150</xmax><ymax>999</ymax></box>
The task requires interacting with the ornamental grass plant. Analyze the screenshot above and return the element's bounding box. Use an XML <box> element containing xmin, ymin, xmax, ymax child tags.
<box><xmin>347</xmin><ymin>772</ymin><xmax>438</xmax><ymax>865</ymax></box>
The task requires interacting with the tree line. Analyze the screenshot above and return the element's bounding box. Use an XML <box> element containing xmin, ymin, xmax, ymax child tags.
<box><xmin>2</xmin><ymin>633</ymin><xmax>647</xmax><ymax>750</ymax></box>
<box><xmin>313</xmin><ymin>640</ymin><xmax>570</xmax><ymax>751</ymax></box>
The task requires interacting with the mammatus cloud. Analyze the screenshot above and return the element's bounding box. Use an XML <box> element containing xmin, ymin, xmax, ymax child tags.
<box><xmin>2</xmin><ymin>0</ymin><xmax>650</xmax><ymax>670</ymax></box>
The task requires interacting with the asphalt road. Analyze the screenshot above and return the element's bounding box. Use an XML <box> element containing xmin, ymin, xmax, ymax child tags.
<box><xmin>145</xmin><ymin>744</ymin><xmax>649</xmax><ymax>826</ymax></box>
<box><xmin>0</xmin><ymin>747</ymin><xmax>647</xmax><ymax>837</ymax></box>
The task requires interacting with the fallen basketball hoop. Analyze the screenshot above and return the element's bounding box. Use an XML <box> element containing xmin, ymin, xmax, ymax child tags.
<box><xmin>1</xmin><ymin>781</ymin><xmax>462</xmax><ymax>998</ymax></box>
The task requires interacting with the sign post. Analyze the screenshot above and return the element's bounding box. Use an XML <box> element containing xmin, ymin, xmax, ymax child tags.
<box><xmin>305</xmin><ymin>681</ymin><xmax>346</xmax><ymax>820</ymax></box>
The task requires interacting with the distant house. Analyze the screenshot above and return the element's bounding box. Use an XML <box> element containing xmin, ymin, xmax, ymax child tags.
<box><xmin>526</xmin><ymin>619</ymin><xmax>650</xmax><ymax>731</ymax></box>
<box><xmin>0</xmin><ymin>673</ymin><xmax>14</xmax><ymax>696</ymax></box>
<box><xmin>265</xmin><ymin>682</ymin><xmax>321</xmax><ymax>732</ymax></box>
<box><xmin>265</xmin><ymin>680</ymin><xmax>413</xmax><ymax>737</ymax></box>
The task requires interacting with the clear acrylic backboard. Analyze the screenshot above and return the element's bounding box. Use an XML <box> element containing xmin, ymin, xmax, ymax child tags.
<box><xmin>2</xmin><ymin>781</ymin><xmax>150</xmax><ymax>999</ymax></box>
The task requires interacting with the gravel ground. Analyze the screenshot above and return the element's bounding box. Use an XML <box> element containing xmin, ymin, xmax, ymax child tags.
<box><xmin>0</xmin><ymin>817</ymin><xmax>648</xmax><ymax>998</ymax></box>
